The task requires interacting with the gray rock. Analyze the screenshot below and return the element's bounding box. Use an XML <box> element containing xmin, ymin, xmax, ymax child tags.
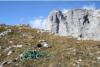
<box><xmin>45</xmin><ymin>9</ymin><xmax>100</xmax><ymax>40</ymax></box>
<box><xmin>37</xmin><ymin>40</ymin><xmax>49</xmax><ymax>48</ymax></box>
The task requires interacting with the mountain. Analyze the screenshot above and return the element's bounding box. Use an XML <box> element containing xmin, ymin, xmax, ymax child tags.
<box><xmin>45</xmin><ymin>9</ymin><xmax>100</xmax><ymax>40</ymax></box>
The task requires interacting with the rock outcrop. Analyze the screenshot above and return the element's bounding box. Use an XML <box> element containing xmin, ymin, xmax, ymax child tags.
<box><xmin>45</xmin><ymin>9</ymin><xmax>100</xmax><ymax>40</ymax></box>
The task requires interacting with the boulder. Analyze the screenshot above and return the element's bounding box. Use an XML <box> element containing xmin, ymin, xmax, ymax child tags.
<box><xmin>37</xmin><ymin>40</ymin><xmax>49</xmax><ymax>48</ymax></box>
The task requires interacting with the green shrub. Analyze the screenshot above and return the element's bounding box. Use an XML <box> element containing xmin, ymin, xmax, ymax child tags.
<box><xmin>20</xmin><ymin>50</ymin><xmax>47</xmax><ymax>61</ymax></box>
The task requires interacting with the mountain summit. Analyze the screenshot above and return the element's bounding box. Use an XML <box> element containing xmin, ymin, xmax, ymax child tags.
<box><xmin>45</xmin><ymin>9</ymin><xmax>100</xmax><ymax>40</ymax></box>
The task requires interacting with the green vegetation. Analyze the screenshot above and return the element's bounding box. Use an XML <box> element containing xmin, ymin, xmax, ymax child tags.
<box><xmin>21</xmin><ymin>50</ymin><xmax>48</xmax><ymax>61</ymax></box>
<box><xmin>0</xmin><ymin>26</ymin><xmax>6</xmax><ymax>32</ymax></box>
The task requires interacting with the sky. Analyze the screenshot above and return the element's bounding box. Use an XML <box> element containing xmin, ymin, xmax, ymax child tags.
<box><xmin>0</xmin><ymin>1</ymin><xmax>100</xmax><ymax>28</ymax></box>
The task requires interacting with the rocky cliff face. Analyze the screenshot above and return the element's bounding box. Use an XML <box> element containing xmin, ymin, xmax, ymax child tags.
<box><xmin>45</xmin><ymin>9</ymin><xmax>100</xmax><ymax>40</ymax></box>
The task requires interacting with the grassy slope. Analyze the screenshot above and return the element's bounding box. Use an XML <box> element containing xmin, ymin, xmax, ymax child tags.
<box><xmin>0</xmin><ymin>25</ymin><xmax>100</xmax><ymax>67</ymax></box>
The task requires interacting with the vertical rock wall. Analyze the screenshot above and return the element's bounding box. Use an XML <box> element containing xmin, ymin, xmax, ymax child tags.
<box><xmin>45</xmin><ymin>9</ymin><xmax>100</xmax><ymax>40</ymax></box>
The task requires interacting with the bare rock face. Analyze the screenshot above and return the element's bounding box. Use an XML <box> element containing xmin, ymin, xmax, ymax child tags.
<box><xmin>45</xmin><ymin>9</ymin><xmax>100</xmax><ymax>40</ymax></box>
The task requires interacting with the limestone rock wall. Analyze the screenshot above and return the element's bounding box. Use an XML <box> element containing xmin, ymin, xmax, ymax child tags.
<box><xmin>45</xmin><ymin>9</ymin><xmax>100</xmax><ymax>40</ymax></box>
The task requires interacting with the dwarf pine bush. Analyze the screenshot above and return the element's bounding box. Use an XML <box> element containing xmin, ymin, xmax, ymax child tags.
<box><xmin>20</xmin><ymin>50</ymin><xmax>48</xmax><ymax>61</ymax></box>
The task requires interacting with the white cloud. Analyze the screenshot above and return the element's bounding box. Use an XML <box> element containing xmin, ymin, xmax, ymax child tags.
<box><xmin>82</xmin><ymin>3</ymin><xmax>96</xmax><ymax>10</ymax></box>
<box><xmin>61</xmin><ymin>3</ymin><xmax>96</xmax><ymax>14</ymax></box>
<box><xmin>62</xmin><ymin>9</ymin><xmax>69</xmax><ymax>14</ymax></box>
<box><xmin>29</xmin><ymin>16</ymin><xmax>46</xmax><ymax>29</ymax></box>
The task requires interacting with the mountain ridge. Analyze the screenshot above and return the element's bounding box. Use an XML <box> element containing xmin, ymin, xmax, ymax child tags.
<box><xmin>45</xmin><ymin>9</ymin><xmax>100</xmax><ymax>40</ymax></box>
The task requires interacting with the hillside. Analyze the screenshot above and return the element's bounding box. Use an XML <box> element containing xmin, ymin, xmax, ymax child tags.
<box><xmin>0</xmin><ymin>24</ymin><xmax>100</xmax><ymax>67</ymax></box>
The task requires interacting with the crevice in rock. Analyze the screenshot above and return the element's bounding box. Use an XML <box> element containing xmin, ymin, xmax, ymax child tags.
<box><xmin>83</xmin><ymin>14</ymin><xmax>90</xmax><ymax>25</ymax></box>
<box><xmin>55</xmin><ymin>14</ymin><xmax>60</xmax><ymax>33</ymax></box>
<box><xmin>79</xmin><ymin>34</ymin><xmax>83</xmax><ymax>38</ymax></box>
